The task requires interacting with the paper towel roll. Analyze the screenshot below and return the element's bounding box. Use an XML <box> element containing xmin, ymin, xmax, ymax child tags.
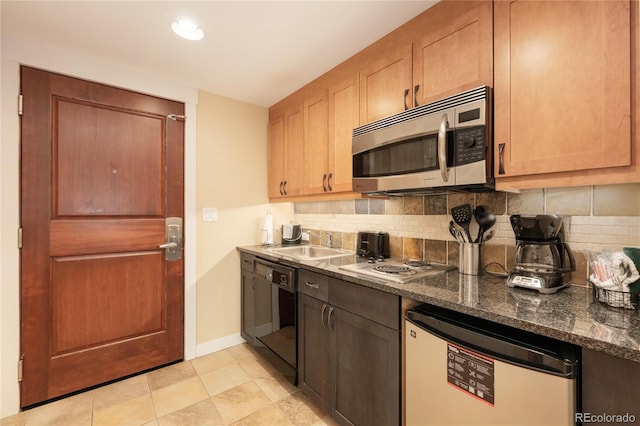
<box><xmin>262</xmin><ymin>211</ymin><xmax>273</xmax><ymax>245</ymax></box>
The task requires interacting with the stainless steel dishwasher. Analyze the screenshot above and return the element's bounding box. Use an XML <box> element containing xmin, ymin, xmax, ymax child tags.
<box><xmin>405</xmin><ymin>304</ymin><xmax>580</xmax><ymax>426</ymax></box>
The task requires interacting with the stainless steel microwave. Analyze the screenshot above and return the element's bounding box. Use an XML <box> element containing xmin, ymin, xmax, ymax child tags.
<box><xmin>352</xmin><ymin>86</ymin><xmax>493</xmax><ymax>195</ymax></box>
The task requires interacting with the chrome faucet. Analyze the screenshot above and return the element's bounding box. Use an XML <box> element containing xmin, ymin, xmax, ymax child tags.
<box><xmin>307</xmin><ymin>230</ymin><xmax>333</xmax><ymax>248</ymax></box>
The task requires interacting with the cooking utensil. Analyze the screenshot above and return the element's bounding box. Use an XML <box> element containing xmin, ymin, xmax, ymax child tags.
<box><xmin>449</xmin><ymin>220</ymin><xmax>465</xmax><ymax>243</ymax></box>
<box><xmin>474</xmin><ymin>205</ymin><xmax>496</xmax><ymax>243</ymax></box>
<box><xmin>451</xmin><ymin>203</ymin><xmax>473</xmax><ymax>243</ymax></box>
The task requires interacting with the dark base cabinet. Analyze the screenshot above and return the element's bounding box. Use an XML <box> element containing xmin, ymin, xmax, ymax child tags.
<box><xmin>298</xmin><ymin>269</ymin><xmax>400</xmax><ymax>426</ymax></box>
<box><xmin>240</xmin><ymin>253</ymin><xmax>255</xmax><ymax>344</ymax></box>
<box><xmin>582</xmin><ymin>348</ymin><xmax>640</xmax><ymax>424</ymax></box>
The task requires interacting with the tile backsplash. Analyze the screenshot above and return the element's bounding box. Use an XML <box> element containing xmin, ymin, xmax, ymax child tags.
<box><xmin>293</xmin><ymin>183</ymin><xmax>640</xmax><ymax>287</ymax></box>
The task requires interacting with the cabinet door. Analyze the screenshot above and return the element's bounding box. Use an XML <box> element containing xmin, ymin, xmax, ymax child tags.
<box><xmin>494</xmin><ymin>0</ymin><xmax>631</xmax><ymax>178</ymax></box>
<box><xmin>303</xmin><ymin>93</ymin><xmax>330</xmax><ymax>195</ymax></box>
<box><xmin>331</xmin><ymin>307</ymin><xmax>400</xmax><ymax>426</ymax></box>
<box><xmin>582</xmin><ymin>348</ymin><xmax>640</xmax><ymax>420</ymax></box>
<box><xmin>240</xmin><ymin>269</ymin><xmax>255</xmax><ymax>344</ymax></box>
<box><xmin>413</xmin><ymin>0</ymin><xmax>493</xmax><ymax>105</ymax></box>
<box><xmin>328</xmin><ymin>75</ymin><xmax>359</xmax><ymax>193</ymax></box>
<box><xmin>268</xmin><ymin>115</ymin><xmax>285</xmax><ymax>198</ymax></box>
<box><xmin>298</xmin><ymin>293</ymin><xmax>331</xmax><ymax>412</ymax></box>
<box><xmin>283</xmin><ymin>105</ymin><xmax>304</xmax><ymax>196</ymax></box>
<box><xmin>359</xmin><ymin>43</ymin><xmax>413</xmax><ymax>124</ymax></box>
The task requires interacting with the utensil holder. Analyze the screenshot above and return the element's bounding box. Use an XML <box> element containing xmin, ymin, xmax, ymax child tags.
<box><xmin>459</xmin><ymin>243</ymin><xmax>482</xmax><ymax>275</ymax></box>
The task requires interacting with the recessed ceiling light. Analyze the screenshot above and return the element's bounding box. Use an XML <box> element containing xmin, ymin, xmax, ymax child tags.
<box><xmin>171</xmin><ymin>19</ymin><xmax>204</xmax><ymax>41</ymax></box>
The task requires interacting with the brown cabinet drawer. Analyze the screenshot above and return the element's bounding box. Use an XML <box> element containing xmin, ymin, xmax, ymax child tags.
<box><xmin>240</xmin><ymin>253</ymin><xmax>255</xmax><ymax>272</ymax></box>
<box><xmin>329</xmin><ymin>278</ymin><xmax>400</xmax><ymax>330</ymax></box>
<box><xmin>298</xmin><ymin>269</ymin><xmax>329</xmax><ymax>302</ymax></box>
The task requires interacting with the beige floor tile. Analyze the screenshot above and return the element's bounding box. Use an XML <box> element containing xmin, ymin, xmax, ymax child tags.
<box><xmin>226</xmin><ymin>344</ymin><xmax>258</xmax><ymax>361</ymax></box>
<box><xmin>1</xmin><ymin>410</ymin><xmax>29</xmax><ymax>426</ymax></box>
<box><xmin>229</xmin><ymin>403</ymin><xmax>294</xmax><ymax>426</ymax></box>
<box><xmin>199</xmin><ymin>362</ymin><xmax>252</xmax><ymax>396</ymax></box>
<box><xmin>146</xmin><ymin>361</ymin><xmax>197</xmax><ymax>392</ymax></box>
<box><xmin>191</xmin><ymin>350</ymin><xmax>236</xmax><ymax>376</ymax></box>
<box><xmin>93</xmin><ymin>394</ymin><xmax>156</xmax><ymax>426</ymax></box>
<box><xmin>141</xmin><ymin>420</ymin><xmax>159</xmax><ymax>426</ymax></box>
<box><xmin>238</xmin><ymin>354</ymin><xmax>277</xmax><ymax>379</ymax></box>
<box><xmin>276</xmin><ymin>392</ymin><xmax>325</xmax><ymax>426</ymax></box>
<box><xmin>24</xmin><ymin>391</ymin><xmax>93</xmax><ymax>426</ymax></box>
<box><xmin>151</xmin><ymin>376</ymin><xmax>209</xmax><ymax>418</ymax></box>
<box><xmin>157</xmin><ymin>398</ymin><xmax>224</xmax><ymax>426</ymax></box>
<box><xmin>310</xmin><ymin>415</ymin><xmax>339</xmax><ymax>426</ymax></box>
<box><xmin>211</xmin><ymin>382</ymin><xmax>272</xmax><ymax>424</ymax></box>
<box><xmin>93</xmin><ymin>373</ymin><xmax>150</xmax><ymax>411</ymax></box>
<box><xmin>255</xmin><ymin>374</ymin><xmax>297</xmax><ymax>402</ymax></box>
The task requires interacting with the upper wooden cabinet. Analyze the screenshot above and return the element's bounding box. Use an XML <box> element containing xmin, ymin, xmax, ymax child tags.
<box><xmin>359</xmin><ymin>43</ymin><xmax>413</xmax><ymax>124</ymax></box>
<box><xmin>413</xmin><ymin>0</ymin><xmax>493</xmax><ymax>105</ymax></box>
<box><xmin>358</xmin><ymin>1</ymin><xmax>493</xmax><ymax>124</ymax></box>
<box><xmin>303</xmin><ymin>75</ymin><xmax>360</xmax><ymax>196</ymax></box>
<box><xmin>328</xmin><ymin>75</ymin><xmax>359</xmax><ymax>193</ymax></box>
<box><xmin>303</xmin><ymin>90</ymin><xmax>329</xmax><ymax>195</ymax></box>
<box><xmin>494</xmin><ymin>0</ymin><xmax>636</xmax><ymax>189</ymax></box>
<box><xmin>268</xmin><ymin>102</ymin><xmax>304</xmax><ymax>198</ymax></box>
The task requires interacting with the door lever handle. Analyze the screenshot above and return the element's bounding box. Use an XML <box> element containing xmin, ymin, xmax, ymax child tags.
<box><xmin>159</xmin><ymin>242</ymin><xmax>178</xmax><ymax>249</ymax></box>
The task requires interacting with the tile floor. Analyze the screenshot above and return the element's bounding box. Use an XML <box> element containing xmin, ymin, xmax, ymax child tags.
<box><xmin>1</xmin><ymin>343</ymin><xmax>337</xmax><ymax>426</ymax></box>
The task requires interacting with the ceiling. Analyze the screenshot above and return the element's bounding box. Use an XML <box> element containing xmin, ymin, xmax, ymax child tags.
<box><xmin>1</xmin><ymin>1</ymin><xmax>437</xmax><ymax>107</ymax></box>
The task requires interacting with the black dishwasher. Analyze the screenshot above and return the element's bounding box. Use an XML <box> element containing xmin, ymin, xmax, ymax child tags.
<box><xmin>253</xmin><ymin>258</ymin><xmax>297</xmax><ymax>384</ymax></box>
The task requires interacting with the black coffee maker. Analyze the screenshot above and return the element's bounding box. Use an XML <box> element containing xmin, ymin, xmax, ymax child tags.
<box><xmin>507</xmin><ymin>214</ymin><xmax>576</xmax><ymax>293</ymax></box>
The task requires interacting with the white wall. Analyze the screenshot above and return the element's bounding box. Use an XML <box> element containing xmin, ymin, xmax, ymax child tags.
<box><xmin>0</xmin><ymin>35</ymin><xmax>199</xmax><ymax>417</ymax></box>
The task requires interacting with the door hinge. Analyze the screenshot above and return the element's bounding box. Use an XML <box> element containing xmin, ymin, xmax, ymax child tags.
<box><xmin>17</xmin><ymin>228</ymin><xmax>23</xmax><ymax>249</ymax></box>
<box><xmin>18</xmin><ymin>94</ymin><xmax>23</xmax><ymax>116</ymax></box>
<box><xmin>17</xmin><ymin>355</ymin><xmax>24</xmax><ymax>382</ymax></box>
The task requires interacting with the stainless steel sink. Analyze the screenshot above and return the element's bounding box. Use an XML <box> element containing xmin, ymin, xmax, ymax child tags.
<box><xmin>270</xmin><ymin>245</ymin><xmax>353</xmax><ymax>260</ymax></box>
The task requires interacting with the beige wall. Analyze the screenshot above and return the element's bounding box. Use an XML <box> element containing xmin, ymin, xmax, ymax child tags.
<box><xmin>194</xmin><ymin>91</ymin><xmax>293</xmax><ymax>352</ymax></box>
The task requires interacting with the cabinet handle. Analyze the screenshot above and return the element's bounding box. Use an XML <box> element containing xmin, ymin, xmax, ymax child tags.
<box><xmin>305</xmin><ymin>280</ymin><xmax>319</xmax><ymax>289</ymax></box>
<box><xmin>283</xmin><ymin>181</ymin><xmax>287</xmax><ymax>195</ymax></box>
<box><xmin>279</xmin><ymin>181</ymin><xmax>284</xmax><ymax>195</ymax></box>
<box><xmin>437</xmin><ymin>113</ymin><xmax>449</xmax><ymax>183</ymax></box>
<box><xmin>321</xmin><ymin>304</ymin><xmax>328</xmax><ymax>328</ymax></box>
<box><xmin>414</xmin><ymin>84</ymin><xmax>420</xmax><ymax>107</ymax></box>
<box><xmin>498</xmin><ymin>143</ymin><xmax>506</xmax><ymax>175</ymax></box>
<box><xmin>403</xmin><ymin>89</ymin><xmax>410</xmax><ymax>111</ymax></box>
<box><xmin>322</xmin><ymin>174</ymin><xmax>327</xmax><ymax>192</ymax></box>
<box><xmin>327</xmin><ymin>173</ymin><xmax>333</xmax><ymax>191</ymax></box>
<box><xmin>327</xmin><ymin>306</ymin><xmax>335</xmax><ymax>331</ymax></box>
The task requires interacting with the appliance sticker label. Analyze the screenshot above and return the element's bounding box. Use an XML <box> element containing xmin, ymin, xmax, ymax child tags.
<box><xmin>446</xmin><ymin>342</ymin><xmax>495</xmax><ymax>406</ymax></box>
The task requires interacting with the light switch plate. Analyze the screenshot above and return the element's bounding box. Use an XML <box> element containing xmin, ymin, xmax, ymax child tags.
<box><xmin>203</xmin><ymin>207</ymin><xmax>217</xmax><ymax>222</ymax></box>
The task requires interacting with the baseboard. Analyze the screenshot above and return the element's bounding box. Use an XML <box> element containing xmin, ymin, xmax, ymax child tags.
<box><xmin>195</xmin><ymin>333</ymin><xmax>247</xmax><ymax>358</ymax></box>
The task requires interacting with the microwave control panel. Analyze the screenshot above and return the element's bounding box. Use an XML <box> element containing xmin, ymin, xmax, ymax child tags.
<box><xmin>455</xmin><ymin>126</ymin><xmax>486</xmax><ymax>165</ymax></box>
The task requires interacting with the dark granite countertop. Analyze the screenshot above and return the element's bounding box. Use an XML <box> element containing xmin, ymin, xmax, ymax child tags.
<box><xmin>238</xmin><ymin>245</ymin><xmax>640</xmax><ymax>363</ymax></box>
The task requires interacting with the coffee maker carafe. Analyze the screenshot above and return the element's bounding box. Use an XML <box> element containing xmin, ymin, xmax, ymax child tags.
<box><xmin>507</xmin><ymin>214</ymin><xmax>575</xmax><ymax>293</ymax></box>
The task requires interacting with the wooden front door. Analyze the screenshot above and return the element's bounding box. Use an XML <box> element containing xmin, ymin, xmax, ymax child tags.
<box><xmin>20</xmin><ymin>66</ymin><xmax>185</xmax><ymax>407</ymax></box>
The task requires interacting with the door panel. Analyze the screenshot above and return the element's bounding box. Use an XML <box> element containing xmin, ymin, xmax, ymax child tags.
<box><xmin>54</xmin><ymin>96</ymin><xmax>164</xmax><ymax>216</ymax></box>
<box><xmin>20</xmin><ymin>66</ymin><xmax>184</xmax><ymax>407</ymax></box>
<box><xmin>51</xmin><ymin>252</ymin><xmax>165</xmax><ymax>354</ymax></box>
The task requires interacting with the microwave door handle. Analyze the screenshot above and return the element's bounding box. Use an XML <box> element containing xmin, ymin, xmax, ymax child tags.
<box><xmin>438</xmin><ymin>113</ymin><xmax>449</xmax><ymax>182</ymax></box>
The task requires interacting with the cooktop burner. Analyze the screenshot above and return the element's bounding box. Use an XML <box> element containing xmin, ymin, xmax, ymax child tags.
<box><xmin>373</xmin><ymin>265</ymin><xmax>416</xmax><ymax>275</ymax></box>
<box><xmin>403</xmin><ymin>260</ymin><xmax>432</xmax><ymax>269</ymax></box>
<box><xmin>339</xmin><ymin>258</ymin><xmax>454</xmax><ymax>284</ymax></box>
